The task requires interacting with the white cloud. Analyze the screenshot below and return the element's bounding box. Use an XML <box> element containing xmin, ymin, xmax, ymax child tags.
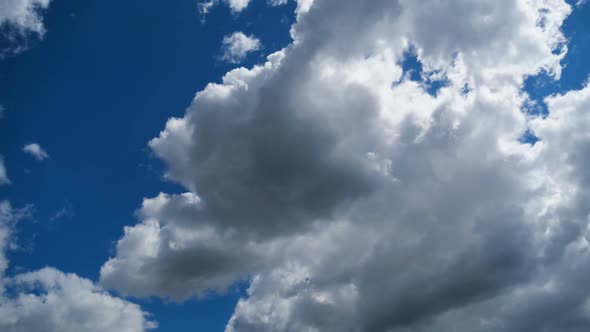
<box><xmin>0</xmin><ymin>268</ymin><xmax>157</xmax><ymax>332</ymax></box>
<box><xmin>101</xmin><ymin>0</ymin><xmax>590</xmax><ymax>331</ymax></box>
<box><xmin>221</xmin><ymin>32</ymin><xmax>261</xmax><ymax>63</ymax></box>
<box><xmin>23</xmin><ymin>143</ymin><xmax>49</xmax><ymax>161</ymax></box>
<box><xmin>268</xmin><ymin>0</ymin><xmax>289</xmax><ymax>6</ymax></box>
<box><xmin>0</xmin><ymin>0</ymin><xmax>53</xmax><ymax>57</ymax></box>
<box><xmin>0</xmin><ymin>0</ymin><xmax>51</xmax><ymax>34</ymax></box>
<box><xmin>0</xmin><ymin>156</ymin><xmax>9</xmax><ymax>186</ymax></box>
<box><xmin>198</xmin><ymin>0</ymin><xmax>251</xmax><ymax>14</ymax></box>
<box><xmin>0</xmin><ymin>201</ymin><xmax>156</xmax><ymax>332</ymax></box>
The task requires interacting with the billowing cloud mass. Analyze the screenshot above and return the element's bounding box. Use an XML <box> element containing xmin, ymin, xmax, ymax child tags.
<box><xmin>101</xmin><ymin>0</ymin><xmax>590</xmax><ymax>331</ymax></box>
<box><xmin>0</xmin><ymin>201</ymin><xmax>156</xmax><ymax>332</ymax></box>
<box><xmin>221</xmin><ymin>32</ymin><xmax>261</xmax><ymax>63</ymax></box>
<box><xmin>23</xmin><ymin>143</ymin><xmax>49</xmax><ymax>161</ymax></box>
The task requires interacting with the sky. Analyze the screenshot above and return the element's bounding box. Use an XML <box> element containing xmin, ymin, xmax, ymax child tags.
<box><xmin>1</xmin><ymin>0</ymin><xmax>590</xmax><ymax>331</ymax></box>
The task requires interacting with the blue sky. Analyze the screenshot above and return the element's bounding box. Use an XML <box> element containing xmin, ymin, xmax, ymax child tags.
<box><xmin>1</xmin><ymin>0</ymin><xmax>295</xmax><ymax>330</ymax></box>
<box><xmin>2</xmin><ymin>0</ymin><xmax>590</xmax><ymax>331</ymax></box>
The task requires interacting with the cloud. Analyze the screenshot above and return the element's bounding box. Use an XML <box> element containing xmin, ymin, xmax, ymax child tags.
<box><xmin>0</xmin><ymin>0</ymin><xmax>51</xmax><ymax>34</ymax></box>
<box><xmin>0</xmin><ymin>268</ymin><xmax>157</xmax><ymax>332</ymax></box>
<box><xmin>23</xmin><ymin>143</ymin><xmax>49</xmax><ymax>161</ymax></box>
<box><xmin>0</xmin><ymin>201</ymin><xmax>156</xmax><ymax>332</ymax></box>
<box><xmin>0</xmin><ymin>0</ymin><xmax>53</xmax><ymax>57</ymax></box>
<box><xmin>221</xmin><ymin>32</ymin><xmax>261</xmax><ymax>63</ymax></box>
<box><xmin>101</xmin><ymin>0</ymin><xmax>590</xmax><ymax>331</ymax></box>
<box><xmin>268</xmin><ymin>0</ymin><xmax>289</xmax><ymax>6</ymax></box>
<box><xmin>198</xmin><ymin>0</ymin><xmax>251</xmax><ymax>14</ymax></box>
<box><xmin>0</xmin><ymin>156</ymin><xmax>9</xmax><ymax>186</ymax></box>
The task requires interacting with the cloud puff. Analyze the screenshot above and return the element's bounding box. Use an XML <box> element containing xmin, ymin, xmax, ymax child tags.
<box><xmin>221</xmin><ymin>32</ymin><xmax>261</xmax><ymax>63</ymax></box>
<box><xmin>23</xmin><ymin>143</ymin><xmax>49</xmax><ymax>161</ymax></box>
<box><xmin>101</xmin><ymin>0</ymin><xmax>590</xmax><ymax>331</ymax></box>
<box><xmin>0</xmin><ymin>201</ymin><xmax>156</xmax><ymax>332</ymax></box>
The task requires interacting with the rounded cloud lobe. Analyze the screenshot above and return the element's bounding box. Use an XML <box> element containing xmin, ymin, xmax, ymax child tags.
<box><xmin>101</xmin><ymin>0</ymin><xmax>590</xmax><ymax>331</ymax></box>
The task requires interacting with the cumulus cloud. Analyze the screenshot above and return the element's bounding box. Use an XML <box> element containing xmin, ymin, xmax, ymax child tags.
<box><xmin>23</xmin><ymin>143</ymin><xmax>49</xmax><ymax>161</ymax></box>
<box><xmin>101</xmin><ymin>0</ymin><xmax>590</xmax><ymax>331</ymax></box>
<box><xmin>0</xmin><ymin>201</ymin><xmax>156</xmax><ymax>331</ymax></box>
<box><xmin>221</xmin><ymin>32</ymin><xmax>261</xmax><ymax>63</ymax></box>
<box><xmin>0</xmin><ymin>156</ymin><xmax>9</xmax><ymax>186</ymax></box>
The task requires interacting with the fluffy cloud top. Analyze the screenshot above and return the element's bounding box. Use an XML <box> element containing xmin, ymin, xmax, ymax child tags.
<box><xmin>221</xmin><ymin>32</ymin><xmax>261</xmax><ymax>63</ymax></box>
<box><xmin>101</xmin><ymin>0</ymin><xmax>590</xmax><ymax>331</ymax></box>
<box><xmin>0</xmin><ymin>201</ymin><xmax>156</xmax><ymax>332</ymax></box>
<box><xmin>23</xmin><ymin>143</ymin><xmax>49</xmax><ymax>161</ymax></box>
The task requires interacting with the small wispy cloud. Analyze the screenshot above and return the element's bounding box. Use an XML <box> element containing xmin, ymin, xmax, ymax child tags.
<box><xmin>268</xmin><ymin>0</ymin><xmax>289</xmax><ymax>6</ymax></box>
<box><xmin>0</xmin><ymin>156</ymin><xmax>10</xmax><ymax>186</ymax></box>
<box><xmin>50</xmin><ymin>202</ymin><xmax>74</xmax><ymax>222</ymax></box>
<box><xmin>198</xmin><ymin>0</ymin><xmax>250</xmax><ymax>16</ymax></box>
<box><xmin>23</xmin><ymin>143</ymin><xmax>49</xmax><ymax>161</ymax></box>
<box><xmin>221</xmin><ymin>32</ymin><xmax>261</xmax><ymax>64</ymax></box>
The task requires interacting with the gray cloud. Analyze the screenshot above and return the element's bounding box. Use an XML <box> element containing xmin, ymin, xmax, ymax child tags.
<box><xmin>101</xmin><ymin>1</ymin><xmax>590</xmax><ymax>331</ymax></box>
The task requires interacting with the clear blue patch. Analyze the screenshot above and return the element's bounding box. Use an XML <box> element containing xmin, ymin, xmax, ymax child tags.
<box><xmin>400</xmin><ymin>48</ymin><xmax>450</xmax><ymax>97</ymax></box>
<box><xmin>521</xmin><ymin>1</ymin><xmax>590</xmax><ymax>144</ymax></box>
<box><xmin>523</xmin><ymin>1</ymin><xmax>590</xmax><ymax>117</ymax></box>
<box><xmin>519</xmin><ymin>129</ymin><xmax>540</xmax><ymax>145</ymax></box>
<box><xmin>0</xmin><ymin>0</ymin><xmax>296</xmax><ymax>331</ymax></box>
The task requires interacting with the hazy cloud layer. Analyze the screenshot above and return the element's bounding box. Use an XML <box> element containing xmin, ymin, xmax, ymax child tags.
<box><xmin>101</xmin><ymin>0</ymin><xmax>590</xmax><ymax>331</ymax></box>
